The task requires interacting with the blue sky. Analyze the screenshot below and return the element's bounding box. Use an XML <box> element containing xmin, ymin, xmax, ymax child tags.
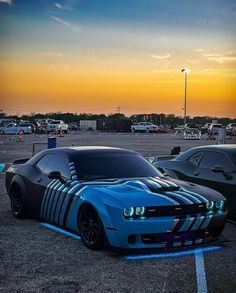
<box><xmin>0</xmin><ymin>0</ymin><xmax>235</xmax><ymax>117</ymax></box>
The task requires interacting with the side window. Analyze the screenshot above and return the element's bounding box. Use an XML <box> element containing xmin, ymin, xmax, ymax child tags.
<box><xmin>36</xmin><ymin>154</ymin><xmax>70</xmax><ymax>179</ymax></box>
<box><xmin>44</xmin><ymin>155</ymin><xmax>70</xmax><ymax>179</ymax></box>
<box><xmin>188</xmin><ymin>152</ymin><xmax>203</xmax><ymax>166</ymax></box>
<box><xmin>199</xmin><ymin>152</ymin><xmax>233</xmax><ymax>172</ymax></box>
<box><xmin>36</xmin><ymin>155</ymin><xmax>51</xmax><ymax>173</ymax></box>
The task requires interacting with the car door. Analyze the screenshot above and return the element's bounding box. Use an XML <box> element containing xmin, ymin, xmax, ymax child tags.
<box><xmin>38</xmin><ymin>154</ymin><xmax>75</xmax><ymax>225</ymax></box>
<box><xmin>5</xmin><ymin>123</ymin><xmax>17</xmax><ymax>134</ymax></box>
<box><xmin>27</xmin><ymin>154</ymin><xmax>71</xmax><ymax>218</ymax></box>
<box><xmin>190</xmin><ymin>151</ymin><xmax>236</xmax><ymax>218</ymax></box>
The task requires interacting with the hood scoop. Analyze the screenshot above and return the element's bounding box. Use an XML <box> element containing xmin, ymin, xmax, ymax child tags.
<box><xmin>139</xmin><ymin>177</ymin><xmax>180</xmax><ymax>193</ymax></box>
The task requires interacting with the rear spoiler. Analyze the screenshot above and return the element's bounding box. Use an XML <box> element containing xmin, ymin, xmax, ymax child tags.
<box><xmin>12</xmin><ymin>158</ymin><xmax>30</xmax><ymax>165</ymax></box>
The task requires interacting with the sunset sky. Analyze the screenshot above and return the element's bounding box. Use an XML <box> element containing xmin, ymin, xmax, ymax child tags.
<box><xmin>0</xmin><ymin>0</ymin><xmax>236</xmax><ymax>117</ymax></box>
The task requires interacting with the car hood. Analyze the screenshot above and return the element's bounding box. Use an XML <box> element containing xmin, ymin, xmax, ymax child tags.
<box><xmin>82</xmin><ymin>177</ymin><xmax>225</xmax><ymax>207</ymax></box>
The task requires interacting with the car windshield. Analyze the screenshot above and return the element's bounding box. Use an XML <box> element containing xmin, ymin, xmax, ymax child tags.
<box><xmin>75</xmin><ymin>153</ymin><xmax>162</xmax><ymax>180</ymax></box>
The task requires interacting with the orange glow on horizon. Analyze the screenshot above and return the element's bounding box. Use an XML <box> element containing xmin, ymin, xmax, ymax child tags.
<box><xmin>0</xmin><ymin>60</ymin><xmax>235</xmax><ymax>118</ymax></box>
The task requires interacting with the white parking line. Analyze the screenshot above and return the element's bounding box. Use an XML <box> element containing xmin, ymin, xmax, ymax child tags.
<box><xmin>195</xmin><ymin>248</ymin><xmax>208</xmax><ymax>293</ymax></box>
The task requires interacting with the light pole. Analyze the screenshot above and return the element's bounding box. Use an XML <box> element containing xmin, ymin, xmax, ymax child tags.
<box><xmin>181</xmin><ymin>68</ymin><xmax>190</xmax><ymax>125</ymax></box>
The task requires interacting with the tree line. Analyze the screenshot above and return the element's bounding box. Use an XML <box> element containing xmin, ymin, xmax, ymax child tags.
<box><xmin>0</xmin><ymin>111</ymin><xmax>235</xmax><ymax>126</ymax></box>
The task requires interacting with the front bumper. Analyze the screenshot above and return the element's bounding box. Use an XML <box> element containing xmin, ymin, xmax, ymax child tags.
<box><xmin>105</xmin><ymin>210</ymin><xmax>227</xmax><ymax>250</ymax></box>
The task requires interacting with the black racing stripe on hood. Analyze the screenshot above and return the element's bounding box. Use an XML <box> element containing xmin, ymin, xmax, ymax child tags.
<box><xmin>139</xmin><ymin>178</ymin><xmax>180</xmax><ymax>192</ymax></box>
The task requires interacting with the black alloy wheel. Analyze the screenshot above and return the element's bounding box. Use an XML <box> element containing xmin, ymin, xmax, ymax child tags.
<box><xmin>79</xmin><ymin>205</ymin><xmax>104</xmax><ymax>250</ymax></box>
<box><xmin>10</xmin><ymin>185</ymin><xmax>26</xmax><ymax>218</ymax></box>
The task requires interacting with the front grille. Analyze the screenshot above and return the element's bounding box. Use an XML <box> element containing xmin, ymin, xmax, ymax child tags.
<box><xmin>141</xmin><ymin>229</ymin><xmax>218</xmax><ymax>246</ymax></box>
<box><xmin>146</xmin><ymin>204</ymin><xmax>207</xmax><ymax>217</ymax></box>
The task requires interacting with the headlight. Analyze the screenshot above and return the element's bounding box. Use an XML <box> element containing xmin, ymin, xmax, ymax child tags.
<box><xmin>123</xmin><ymin>207</ymin><xmax>146</xmax><ymax>217</ymax></box>
<box><xmin>124</xmin><ymin>207</ymin><xmax>134</xmax><ymax>217</ymax></box>
<box><xmin>135</xmin><ymin>207</ymin><xmax>145</xmax><ymax>216</ymax></box>
<box><xmin>206</xmin><ymin>201</ymin><xmax>214</xmax><ymax>210</ymax></box>
<box><xmin>216</xmin><ymin>200</ymin><xmax>224</xmax><ymax>210</ymax></box>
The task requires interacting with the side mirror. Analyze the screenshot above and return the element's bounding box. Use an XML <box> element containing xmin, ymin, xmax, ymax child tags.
<box><xmin>211</xmin><ymin>165</ymin><xmax>232</xmax><ymax>180</ymax></box>
<box><xmin>211</xmin><ymin>165</ymin><xmax>224</xmax><ymax>173</ymax></box>
<box><xmin>48</xmin><ymin>171</ymin><xmax>65</xmax><ymax>183</ymax></box>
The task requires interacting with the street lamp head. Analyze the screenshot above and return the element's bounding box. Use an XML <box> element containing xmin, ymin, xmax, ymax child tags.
<box><xmin>181</xmin><ymin>68</ymin><xmax>190</xmax><ymax>73</ymax></box>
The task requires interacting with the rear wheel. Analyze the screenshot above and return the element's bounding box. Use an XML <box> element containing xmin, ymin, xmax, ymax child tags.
<box><xmin>78</xmin><ymin>205</ymin><xmax>104</xmax><ymax>250</ymax></box>
<box><xmin>10</xmin><ymin>184</ymin><xmax>27</xmax><ymax>218</ymax></box>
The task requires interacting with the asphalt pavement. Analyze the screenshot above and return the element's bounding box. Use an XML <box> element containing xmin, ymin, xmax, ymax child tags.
<box><xmin>0</xmin><ymin>132</ymin><xmax>236</xmax><ymax>293</ymax></box>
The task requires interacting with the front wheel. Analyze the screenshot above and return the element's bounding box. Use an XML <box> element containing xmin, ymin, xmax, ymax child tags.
<box><xmin>78</xmin><ymin>205</ymin><xmax>104</xmax><ymax>250</ymax></box>
<box><xmin>10</xmin><ymin>184</ymin><xmax>27</xmax><ymax>218</ymax></box>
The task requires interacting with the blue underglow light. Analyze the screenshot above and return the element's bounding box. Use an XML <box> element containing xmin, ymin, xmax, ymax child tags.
<box><xmin>0</xmin><ymin>163</ymin><xmax>5</xmax><ymax>172</ymax></box>
<box><xmin>40</xmin><ymin>223</ymin><xmax>81</xmax><ymax>240</ymax></box>
<box><xmin>124</xmin><ymin>246</ymin><xmax>223</xmax><ymax>261</ymax></box>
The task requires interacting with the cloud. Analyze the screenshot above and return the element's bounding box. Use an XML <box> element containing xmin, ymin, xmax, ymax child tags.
<box><xmin>203</xmin><ymin>52</ymin><xmax>236</xmax><ymax>64</ymax></box>
<box><xmin>51</xmin><ymin>16</ymin><xmax>79</xmax><ymax>32</ymax></box>
<box><xmin>37</xmin><ymin>51</ymin><xmax>64</xmax><ymax>57</ymax></box>
<box><xmin>55</xmin><ymin>3</ymin><xmax>62</xmax><ymax>9</ymax></box>
<box><xmin>150</xmin><ymin>53</ymin><xmax>171</xmax><ymax>60</ymax></box>
<box><xmin>54</xmin><ymin>0</ymin><xmax>76</xmax><ymax>11</ymax></box>
<box><xmin>0</xmin><ymin>0</ymin><xmax>12</xmax><ymax>5</ymax></box>
<box><xmin>197</xmin><ymin>68</ymin><xmax>236</xmax><ymax>76</ymax></box>
<box><xmin>195</xmin><ymin>48</ymin><xmax>204</xmax><ymax>53</ymax></box>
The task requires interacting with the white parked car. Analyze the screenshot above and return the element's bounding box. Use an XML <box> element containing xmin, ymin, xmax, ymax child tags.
<box><xmin>0</xmin><ymin>123</ymin><xmax>32</xmax><ymax>134</ymax></box>
<box><xmin>47</xmin><ymin>120</ymin><xmax>69</xmax><ymax>134</ymax></box>
<box><xmin>226</xmin><ymin>123</ymin><xmax>236</xmax><ymax>136</ymax></box>
<box><xmin>131</xmin><ymin>122</ymin><xmax>158</xmax><ymax>132</ymax></box>
<box><xmin>183</xmin><ymin>128</ymin><xmax>201</xmax><ymax>140</ymax></box>
<box><xmin>174</xmin><ymin>125</ymin><xmax>185</xmax><ymax>132</ymax></box>
<box><xmin>209</xmin><ymin>123</ymin><xmax>222</xmax><ymax>135</ymax></box>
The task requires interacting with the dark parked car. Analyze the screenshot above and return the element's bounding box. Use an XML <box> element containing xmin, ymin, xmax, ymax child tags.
<box><xmin>154</xmin><ymin>145</ymin><xmax>236</xmax><ymax>220</ymax></box>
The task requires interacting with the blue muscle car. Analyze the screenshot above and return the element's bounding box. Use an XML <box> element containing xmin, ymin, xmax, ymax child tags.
<box><xmin>5</xmin><ymin>146</ymin><xmax>227</xmax><ymax>250</ymax></box>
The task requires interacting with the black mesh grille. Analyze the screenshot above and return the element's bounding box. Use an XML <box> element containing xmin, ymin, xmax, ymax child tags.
<box><xmin>146</xmin><ymin>203</ymin><xmax>207</xmax><ymax>217</ymax></box>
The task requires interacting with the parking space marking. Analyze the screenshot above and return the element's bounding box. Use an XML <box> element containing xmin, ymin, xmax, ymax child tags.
<box><xmin>195</xmin><ymin>248</ymin><xmax>207</xmax><ymax>293</ymax></box>
<box><xmin>40</xmin><ymin>223</ymin><xmax>81</xmax><ymax>240</ymax></box>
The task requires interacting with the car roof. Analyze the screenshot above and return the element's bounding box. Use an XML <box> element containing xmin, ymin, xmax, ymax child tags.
<box><xmin>29</xmin><ymin>146</ymin><xmax>138</xmax><ymax>163</ymax></box>
<box><xmin>52</xmin><ymin>146</ymin><xmax>136</xmax><ymax>155</ymax></box>
<box><xmin>176</xmin><ymin>144</ymin><xmax>236</xmax><ymax>160</ymax></box>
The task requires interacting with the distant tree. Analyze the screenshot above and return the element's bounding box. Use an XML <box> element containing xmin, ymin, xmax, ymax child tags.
<box><xmin>108</xmin><ymin>113</ymin><xmax>126</xmax><ymax>119</ymax></box>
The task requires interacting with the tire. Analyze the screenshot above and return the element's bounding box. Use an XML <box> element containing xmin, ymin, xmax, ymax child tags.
<box><xmin>10</xmin><ymin>184</ymin><xmax>27</xmax><ymax>218</ymax></box>
<box><xmin>78</xmin><ymin>205</ymin><xmax>104</xmax><ymax>250</ymax></box>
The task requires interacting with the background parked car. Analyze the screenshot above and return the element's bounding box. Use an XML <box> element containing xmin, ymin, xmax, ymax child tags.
<box><xmin>47</xmin><ymin>120</ymin><xmax>69</xmax><ymax>134</ymax></box>
<box><xmin>209</xmin><ymin>123</ymin><xmax>223</xmax><ymax>135</ymax></box>
<box><xmin>183</xmin><ymin>128</ymin><xmax>201</xmax><ymax>140</ymax></box>
<box><xmin>154</xmin><ymin>145</ymin><xmax>236</xmax><ymax>220</ymax></box>
<box><xmin>68</xmin><ymin>122</ymin><xmax>79</xmax><ymax>131</ymax></box>
<box><xmin>131</xmin><ymin>122</ymin><xmax>158</xmax><ymax>133</ymax></box>
<box><xmin>0</xmin><ymin>123</ymin><xmax>32</xmax><ymax>134</ymax></box>
<box><xmin>226</xmin><ymin>123</ymin><xmax>236</xmax><ymax>136</ymax></box>
<box><xmin>201</xmin><ymin>123</ymin><xmax>211</xmax><ymax>134</ymax></box>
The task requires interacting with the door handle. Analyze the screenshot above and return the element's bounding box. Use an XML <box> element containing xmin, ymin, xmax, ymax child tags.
<box><xmin>37</xmin><ymin>178</ymin><xmax>42</xmax><ymax>183</ymax></box>
<box><xmin>194</xmin><ymin>172</ymin><xmax>199</xmax><ymax>176</ymax></box>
